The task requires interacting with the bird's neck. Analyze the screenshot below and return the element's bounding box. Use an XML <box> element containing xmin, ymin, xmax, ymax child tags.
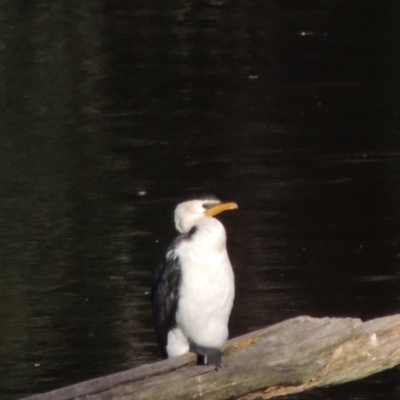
<box><xmin>192</xmin><ymin>218</ymin><xmax>227</xmax><ymax>250</ymax></box>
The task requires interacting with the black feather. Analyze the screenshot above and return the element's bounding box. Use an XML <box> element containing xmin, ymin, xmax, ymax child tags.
<box><xmin>151</xmin><ymin>231</ymin><xmax>195</xmax><ymax>356</ymax></box>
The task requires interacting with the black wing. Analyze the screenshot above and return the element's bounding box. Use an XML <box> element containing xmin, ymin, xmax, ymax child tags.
<box><xmin>151</xmin><ymin>239</ymin><xmax>183</xmax><ymax>356</ymax></box>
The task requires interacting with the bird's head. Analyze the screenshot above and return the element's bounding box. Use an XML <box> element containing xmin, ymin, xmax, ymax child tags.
<box><xmin>174</xmin><ymin>195</ymin><xmax>238</xmax><ymax>233</ymax></box>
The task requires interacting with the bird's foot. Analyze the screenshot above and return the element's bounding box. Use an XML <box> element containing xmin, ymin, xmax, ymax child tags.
<box><xmin>191</xmin><ymin>344</ymin><xmax>222</xmax><ymax>370</ymax></box>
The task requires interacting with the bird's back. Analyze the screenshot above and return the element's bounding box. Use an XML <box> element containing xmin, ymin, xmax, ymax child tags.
<box><xmin>151</xmin><ymin>234</ymin><xmax>188</xmax><ymax>355</ymax></box>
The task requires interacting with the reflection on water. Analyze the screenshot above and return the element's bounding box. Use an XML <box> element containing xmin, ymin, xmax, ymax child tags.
<box><xmin>1</xmin><ymin>1</ymin><xmax>399</xmax><ymax>399</ymax></box>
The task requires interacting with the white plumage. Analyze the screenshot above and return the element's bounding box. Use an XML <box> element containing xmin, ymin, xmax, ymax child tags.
<box><xmin>152</xmin><ymin>195</ymin><xmax>237</xmax><ymax>368</ymax></box>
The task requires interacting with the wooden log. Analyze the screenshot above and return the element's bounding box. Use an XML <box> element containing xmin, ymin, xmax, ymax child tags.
<box><xmin>22</xmin><ymin>314</ymin><xmax>400</xmax><ymax>400</ymax></box>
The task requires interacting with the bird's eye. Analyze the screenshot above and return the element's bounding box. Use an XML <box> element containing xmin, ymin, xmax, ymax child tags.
<box><xmin>202</xmin><ymin>202</ymin><xmax>218</xmax><ymax>210</ymax></box>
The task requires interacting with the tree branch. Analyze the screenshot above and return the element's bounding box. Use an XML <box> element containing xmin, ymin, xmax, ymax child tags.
<box><xmin>22</xmin><ymin>314</ymin><xmax>400</xmax><ymax>400</ymax></box>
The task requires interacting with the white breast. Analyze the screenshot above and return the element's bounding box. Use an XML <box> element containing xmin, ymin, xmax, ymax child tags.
<box><xmin>175</xmin><ymin>218</ymin><xmax>235</xmax><ymax>348</ymax></box>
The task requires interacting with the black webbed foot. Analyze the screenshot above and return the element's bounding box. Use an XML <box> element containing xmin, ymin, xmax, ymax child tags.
<box><xmin>191</xmin><ymin>343</ymin><xmax>222</xmax><ymax>370</ymax></box>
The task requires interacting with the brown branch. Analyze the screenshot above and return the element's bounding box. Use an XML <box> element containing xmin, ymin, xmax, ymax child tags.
<box><xmin>22</xmin><ymin>314</ymin><xmax>400</xmax><ymax>400</ymax></box>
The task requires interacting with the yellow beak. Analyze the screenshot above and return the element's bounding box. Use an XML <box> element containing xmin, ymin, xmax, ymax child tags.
<box><xmin>205</xmin><ymin>202</ymin><xmax>238</xmax><ymax>217</ymax></box>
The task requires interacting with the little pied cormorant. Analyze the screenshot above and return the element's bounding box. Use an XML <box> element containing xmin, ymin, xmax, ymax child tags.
<box><xmin>152</xmin><ymin>195</ymin><xmax>238</xmax><ymax>369</ymax></box>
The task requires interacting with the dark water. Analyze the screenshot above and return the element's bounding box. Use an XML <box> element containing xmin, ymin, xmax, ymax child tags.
<box><xmin>1</xmin><ymin>1</ymin><xmax>400</xmax><ymax>399</ymax></box>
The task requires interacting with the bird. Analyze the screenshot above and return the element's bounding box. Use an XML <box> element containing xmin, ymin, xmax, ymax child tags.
<box><xmin>151</xmin><ymin>195</ymin><xmax>238</xmax><ymax>369</ymax></box>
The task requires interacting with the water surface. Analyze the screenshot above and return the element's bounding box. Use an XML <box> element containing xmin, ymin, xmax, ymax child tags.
<box><xmin>0</xmin><ymin>1</ymin><xmax>399</xmax><ymax>399</ymax></box>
